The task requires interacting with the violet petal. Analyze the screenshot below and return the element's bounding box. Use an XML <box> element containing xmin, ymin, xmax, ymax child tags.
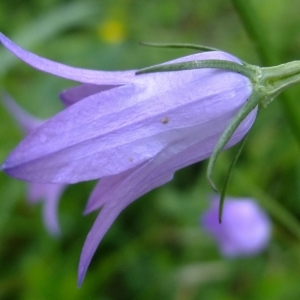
<box><xmin>0</xmin><ymin>33</ymin><xmax>136</xmax><ymax>85</ymax></box>
<box><xmin>202</xmin><ymin>196</ymin><xmax>271</xmax><ymax>256</ymax></box>
<box><xmin>78</xmin><ymin>159</ymin><xmax>173</xmax><ymax>286</ymax></box>
<box><xmin>1</xmin><ymin>92</ymin><xmax>43</xmax><ymax>134</ymax></box>
<box><xmin>1</xmin><ymin>93</ymin><xmax>66</xmax><ymax>235</ymax></box>
<box><xmin>60</xmin><ymin>84</ymin><xmax>119</xmax><ymax>107</ymax></box>
<box><xmin>2</xmin><ymin>60</ymin><xmax>254</xmax><ymax>183</ymax></box>
<box><xmin>28</xmin><ymin>182</ymin><xmax>64</xmax><ymax>235</ymax></box>
<box><xmin>79</xmin><ymin>111</ymin><xmax>256</xmax><ymax>284</ymax></box>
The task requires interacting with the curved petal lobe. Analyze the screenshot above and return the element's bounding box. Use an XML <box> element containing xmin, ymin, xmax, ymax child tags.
<box><xmin>2</xmin><ymin>66</ymin><xmax>253</xmax><ymax>183</ymax></box>
<box><xmin>0</xmin><ymin>33</ymin><xmax>136</xmax><ymax>85</ymax></box>
<box><xmin>60</xmin><ymin>84</ymin><xmax>120</xmax><ymax>107</ymax></box>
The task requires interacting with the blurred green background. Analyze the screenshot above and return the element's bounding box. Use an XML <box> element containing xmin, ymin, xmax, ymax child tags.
<box><xmin>1</xmin><ymin>0</ymin><xmax>300</xmax><ymax>299</ymax></box>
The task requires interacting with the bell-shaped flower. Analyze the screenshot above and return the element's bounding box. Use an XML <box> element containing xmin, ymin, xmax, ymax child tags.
<box><xmin>1</xmin><ymin>93</ymin><xmax>66</xmax><ymax>235</ymax></box>
<box><xmin>202</xmin><ymin>196</ymin><xmax>271</xmax><ymax>256</ymax></box>
<box><xmin>0</xmin><ymin>33</ymin><xmax>257</xmax><ymax>284</ymax></box>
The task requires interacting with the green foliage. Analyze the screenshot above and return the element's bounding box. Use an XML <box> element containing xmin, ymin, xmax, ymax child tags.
<box><xmin>1</xmin><ymin>0</ymin><xmax>300</xmax><ymax>299</ymax></box>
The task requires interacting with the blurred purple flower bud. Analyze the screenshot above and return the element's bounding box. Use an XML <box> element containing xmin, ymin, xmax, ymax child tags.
<box><xmin>1</xmin><ymin>93</ymin><xmax>66</xmax><ymax>235</ymax></box>
<box><xmin>0</xmin><ymin>33</ymin><xmax>257</xmax><ymax>284</ymax></box>
<box><xmin>202</xmin><ymin>196</ymin><xmax>271</xmax><ymax>256</ymax></box>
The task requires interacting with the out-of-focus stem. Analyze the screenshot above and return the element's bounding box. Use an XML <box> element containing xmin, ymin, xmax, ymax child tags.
<box><xmin>235</xmin><ymin>169</ymin><xmax>300</xmax><ymax>240</ymax></box>
<box><xmin>231</xmin><ymin>0</ymin><xmax>300</xmax><ymax>145</ymax></box>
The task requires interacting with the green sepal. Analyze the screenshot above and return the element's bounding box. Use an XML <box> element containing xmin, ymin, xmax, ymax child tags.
<box><xmin>139</xmin><ymin>42</ymin><xmax>220</xmax><ymax>52</ymax></box>
<box><xmin>206</xmin><ymin>91</ymin><xmax>262</xmax><ymax>193</ymax></box>
<box><xmin>218</xmin><ymin>134</ymin><xmax>248</xmax><ymax>223</ymax></box>
<box><xmin>136</xmin><ymin>59</ymin><xmax>258</xmax><ymax>80</ymax></box>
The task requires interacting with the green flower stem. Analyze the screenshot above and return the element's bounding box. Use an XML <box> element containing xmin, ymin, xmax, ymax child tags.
<box><xmin>231</xmin><ymin>0</ymin><xmax>300</xmax><ymax>145</ymax></box>
<box><xmin>259</xmin><ymin>61</ymin><xmax>300</xmax><ymax>106</ymax></box>
<box><xmin>231</xmin><ymin>0</ymin><xmax>277</xmax><ymax>65</ymax></box>
<box><xmin>263</xmin><ymin>61</ymin><xmax>300</xmax><ymax>80</ymax></box>
<box><xmin>234</xmin><ymin>169</ymin><xmax>300</xmax><ymax>241</ymax></box>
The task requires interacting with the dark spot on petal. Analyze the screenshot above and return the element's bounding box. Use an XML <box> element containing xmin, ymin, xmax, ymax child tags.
<box><xmin>129</xmin><ymin>157</ymin><xmax>133</xmax><ymax>162</ymax></box>
<box><xmin>161</xmin><ymin>117</ymin><xmax>169</xmax><ymax>124</ymax></box>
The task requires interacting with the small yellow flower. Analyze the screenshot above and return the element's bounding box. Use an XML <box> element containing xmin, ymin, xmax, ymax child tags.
<box><xmin>97</xmin><ymin>19</ymin><xmax>126</xmax><ymax>44</ymax></box>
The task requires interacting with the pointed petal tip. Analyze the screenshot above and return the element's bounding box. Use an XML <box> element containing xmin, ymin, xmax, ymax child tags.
<box><xmin>77</xmin><ymin>265</ymin><xmax>86</xmax><ymax>288</ymax></box>
<box><xmin>83</xmin><ymin>202</ymin><xmax>98</xmax><ymax>215</ymax></box>
<box><xmin>49</xmin><ymin>229</ymin><xmax>61</xmax><ymax>237</ymax></box>
<box><xmin>46</xmin><ymin>220</ymin><xmax>62</xmax><ymax>237</ymax></box>
<box><xmin>1</xmin><ymin>92</ymin><xmax>44</xmax><ymax>132</ymax></box>
<box><xmin>1</xmin><ymin>161</ymin><xmax>15</xmax><ymax>175</ymax></box>
<box><xmin>83</xmin><ymin>207</ymin><xmax>91</xmax><ymax>215</ymax></box>
<box><xmin>0</xmin><ymin>33</ymin><xmax>136</xmax><ymax>85</ymax></box>
<box><xmin>0</xmin><ymin>162</ymin><xmax>6</xmax><ymax>172</ymax></box>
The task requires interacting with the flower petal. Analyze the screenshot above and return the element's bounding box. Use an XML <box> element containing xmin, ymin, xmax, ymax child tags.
<box><xmin>28</xmin><ymin>182</ymin><xmax>65</xmax><ymax>235</ymax></box>
<box><xmin>42</xmin><ymin>184</ymin><xmax>64</xmax><ymax>236</ymax></box>
<box><xmin>0</xmin><ymin>32</ymin><xmax>243</xmax><ymax>87</ymax></box>
<box><xmin>202</xmin><ymin>196</ymin><xmax>271</xmax><ymax>256</ymax></box>
<box><xmin>0</xmin><ymin>33</ymin><xmax>136</xmax><ymax>85</ymax></box>
<box><xmin>60</xmin><ymin>84</ymin><xmax>120</xmax><ymax>107</ymax></box>
<box><xmin>85</xmin><ymin>106</ymin><xmax>256</xmax><ymax>214</ymax></box>
<box><xmin>84</xmin><ymin>180</ymin><xmax>114</xmax><ymax>214</ymax></box>
<box><xmin>1</xmin><ymin>93</ymin><xmax>67</xmax><ymax>235</ymax></box>
<box><xmin>1</xmin><ymin>92</ymin><xmax>43</xmax><ymax>134</ymax></box>
<box><xmin>78</xmin><ymin>108</ymin><xmax>256</xmax><ymax>284</ymax></box>
<box><xmin>78</xmin><ymin>159</ymin><xmax>173</xmax><ymax>286</ymax></box>
<box><xmin>2</xmin><ymin>63</ymin><xmax>253</xmax><ymax>183</ymax></box>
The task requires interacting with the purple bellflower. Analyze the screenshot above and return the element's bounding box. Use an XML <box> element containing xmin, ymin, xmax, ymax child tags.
<box><xmin>1</xmin><ymin>93</ymin><xmax>66</xmax><ymax>236</ymax></box>
<box><xmin>202</xmin><ymin>196</ymin><xmax>271</xmax><ymax>256</ymax></box>
<box><xmin>0</xmin><ymin>33</ymin><xmax>257</xmax><ymax>285</ymax></box>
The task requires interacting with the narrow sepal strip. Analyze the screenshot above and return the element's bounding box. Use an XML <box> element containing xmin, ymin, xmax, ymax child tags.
<box><xmin>139</xmin><ymin>42</ymin><xmax>219</xmax><ymax>52</ymax></box>
<box><xmin>207</xmin><ymin>91</ymin><xmax>261</xmax><ymax>192</ymax></box>
<box><xmin>219</xmin><ymin>134</ymin><xmax>248</xmax><ymax>223</ymax></box>
<box><xmin>136</xmin><ymin>59</ymin><xmax>257</xmax><ymax>80</ymax></box>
